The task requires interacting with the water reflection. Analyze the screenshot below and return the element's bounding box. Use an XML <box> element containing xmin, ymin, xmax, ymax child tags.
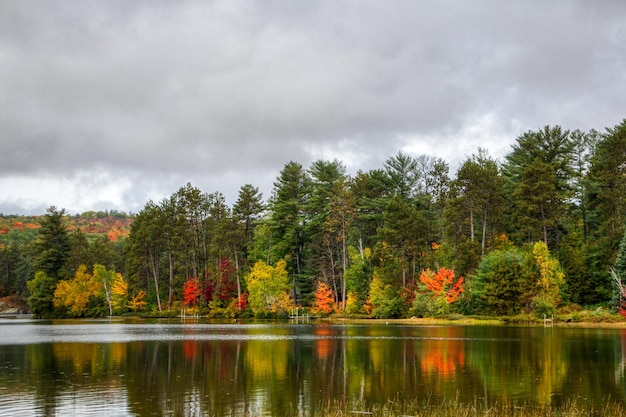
<box><xmin>1</xmin><ymin>321</ymin><xmax>626</xmax><ymax>416</ymax></box>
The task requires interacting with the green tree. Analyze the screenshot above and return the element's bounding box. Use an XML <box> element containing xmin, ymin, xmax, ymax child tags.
<box><xmin>379</xmin><ymin>196</ymin><xmax>430</xmax><ymax>287</ymax></box>
<box><xmin>126</xmin><ymin>201</ymin><xmax>165</xmax><ymax>312</ymax></box>
<box><xmin>27</xmin><ymin>206</ymin><xmax>71</xmax><ymax>317</ymax></box>
<box><xmin>448</xmin><ymin>149</ymin><xmax>505</xmax><ymax>257</ymax></box>
<box><xmin>307</xmin><ymin>160</ymin><xmax>350</xmax><ymax>309</ymax></box>
<box><xmin>345</xmin><ymin>246</ymin><xmax>372</xmax><ymax>315</ymax></box>
<box><xmin>503</xmin><ymin>126</ymin><xmax>574</xmax><ymax>249</ymax></box>
<box><xmin>611</xmin><ymin>229</ymin><xmax>626</xmax><ymax>313</ymax></box>
<box><xmin>266</xmin><ymin>162</ymin><xmax>311</xmax><ymax>304</ymax></box>
<box><xmin>469</xmin><ymin>247</ymin><xmax>536</xmax><ymax>316</ymax></box>
<box><xmin>233</xmin><ymin>184</ymin><xmax>265</xmax><ymax>266</ymax></box>
<box><xmin>27</xmin><ymin>271</ymin><xmax>57</xmax><ymax>318</ymax></box>
<box><xmin>384</xmin><ymin>151</ymin><xmax>418</xmax><ymax>200</ymax></box>
<box><xmin>351</xmin><ymin>169</ymin><xmax>389</xmax><ymax>249</ymax></box>
<box><xmin>587</xmin><ymin>120</ymin><xmax>626</xmax><ymax>242</ymax></box>
<box><xmin>93</xmin><ymin>263</ymin><xmax>116</xmax><ymax>317</ymax></box>
<box><xmin>367</xmin><ymin>271</ymin><xmax>402</xmax><ymax>318</ymax></box>
<box><xmin>35</xmin><ymin>206</ymin><xmax>71</xmax><ymax>280</ymax></box>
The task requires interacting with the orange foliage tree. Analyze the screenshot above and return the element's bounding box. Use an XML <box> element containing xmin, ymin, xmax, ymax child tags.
<box><xmin>416</xmin><ymin>267</ymin><xmax>464</xmax><ymax>316</ymax></box>
<box><xmin>314</xmin><ymin>281</ymin><xmax>335</xmax><ymax>315</ymax></box>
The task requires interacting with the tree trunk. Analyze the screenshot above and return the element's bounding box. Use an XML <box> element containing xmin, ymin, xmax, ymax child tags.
<box><xmin>149</xmin><ymin>250</ymin><xmax>162</xmax><ymax>312</ymax></box>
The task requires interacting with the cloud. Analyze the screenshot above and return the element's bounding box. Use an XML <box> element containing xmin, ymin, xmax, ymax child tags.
<box><xmin>1</xmin><ymin>1</ymin><xmax>625</xmax><ymax>214</ymax></box>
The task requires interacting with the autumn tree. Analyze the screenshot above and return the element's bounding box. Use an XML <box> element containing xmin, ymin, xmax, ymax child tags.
<box><xmin>414</xmin><ymin>267</ymin><xmax>464</xmax><ymax>317</ymax></box>
<box><xmin>530</xmin><ymin>241</ymin><xmax>564</xmax><ymax>316</ymax></box>
<box><xmin>53</xmin><ymin>264</ymin><xmax>102</xmax><ymax>317</ymax></box>
<box><xmin>313</xmin><ymin>281</ymin><xmax>335</xmax><ymax>316</ymax></box>
<box><xmin>182</xmin><ymin>277</ymin><xmax>202</xmax><ymax>308</ymax></box>
<box><xmin>110</xmin><ymin>272</ymin><xmax>129</xmax><ymax>313</ymax></box>
<box><xmin>245</xmin><ymin>259</ymin><xmax>293</xmax><ymax>317</ymax></box>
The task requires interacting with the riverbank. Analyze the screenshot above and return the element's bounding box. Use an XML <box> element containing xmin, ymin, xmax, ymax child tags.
<box><xmin>321</xmin><ymin>311</ymin><xmax>626</xmax><ymax>328</ymax></box>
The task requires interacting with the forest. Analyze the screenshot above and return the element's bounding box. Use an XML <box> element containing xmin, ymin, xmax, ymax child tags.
<box><xmin>3</xmin><ymin>119</ymin><xmax>626</xmax><ymax>319</ymax></box>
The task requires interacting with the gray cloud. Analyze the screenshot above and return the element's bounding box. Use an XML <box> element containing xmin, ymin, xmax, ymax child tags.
<box><xmin>1</xmin><ymin>0</ymin><xmax>625</xmax><ymax>214</ymax></box>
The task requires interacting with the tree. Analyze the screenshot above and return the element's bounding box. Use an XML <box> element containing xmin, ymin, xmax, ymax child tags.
<box><xmin>345</xmin><ymin>246</ymin><xmax>372</xmax><ymax>315</ymax></box>
<box><xmin>126</xmin><ymin>201</ymin><xmax>165</xmax><ymax>312</ymax></box>
<box><xmin>245</xmin><ymin>260</ymin><xmax>293</xmax><ymax>317</ymax></box>
<box><xmin>469</xmin><ymin>247</ymin><xmax>536</xmax><ymax>316</ymax></box>
<box><xmin>313</xmin><ymin>281</ymin><xmax>335</xmax><ymax>315</ymax></box>
<box><xmin>611</xmin><ymin>229</ymin><xmax>626</xmax><ymax>314</ymax></box>
<box><xmin>530</xmin><ymin>241</ymin><xmax>565</xmax><ymax>316</ymax></box>
<box><xmin>35</xmin><ymin>206</ymin><xmax>71</xmax><ymax>280</ymax></box>
<box><xmin>367</xmin><ymin>271</ymin><xmax>402</xmax><ymax>318</ymax></box>
<box><xmin>110</xmin><ymin>272</ymin><xmax>129</xmax><ymax>314</ymax></box>
<box><xmin>587</xmin><ymin>120</ymin><xmax>626</xmax><ymax>241</ymax></box>
<box><xmin>417</xmin><ymin>267</ymin><xmax>464</xmax><ymax>316</ymax></box>
<box><xmin>379</xmin><ymin>196</ymin><xmax>430</xmax><ymax>287</ymax></box>
<box><xmin>503</xmin><ymin>126</ymin><xmax>574</xmax><ymax>249</ymax></box>
<box><xmin>266</xmin><ymin>162</ymin><xmax>311</xmax><ymax>304</ymax></box>
<box><xmin>27</xmin><ymin>271</ymin><xmax>57</xmax><ymax>318</ymax></box>
<box><xmin>182</xmin><ymin>277</ymin><xmax>202</xmax><ymax>307</ymax></box>
<box><xmin>384</xmin><ymin>151</ymin><xmax>418</xmax><ymax>200</ymax></box>
<box><xmin>53</xmin><ymin>264</ymin><xmax>102</xmax><ymax>317</ymax></box>
<box><xmin>93</xmin><ymin>263</ymin><xmax>116</xmax><ymax>316</ymax></box>
<box><xmin>233</xmin><ymin>184</ymin><xmax>265</xmax><ymax>301</ymax></box>
<box><xmin>351</xmin><ymin>169</ymin><xmax>391</xmax><ymax>248</ymax></box>
<box><xmin>448</xmin><ymin>149</ymin><xmax>504</xmax><ymax>257</ymax></box>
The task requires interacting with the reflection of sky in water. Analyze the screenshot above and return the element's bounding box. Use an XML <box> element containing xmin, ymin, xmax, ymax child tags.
<box><xmin>0</xmin><ymin>321</ymin><xmax>517</xmax><ymax>345</ymax></box>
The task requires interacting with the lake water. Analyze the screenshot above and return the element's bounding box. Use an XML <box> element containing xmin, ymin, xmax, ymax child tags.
<box><xmin>0</xmin><ymin>318</ymin><xmax>625</xmax><ymax>416</ymax></box>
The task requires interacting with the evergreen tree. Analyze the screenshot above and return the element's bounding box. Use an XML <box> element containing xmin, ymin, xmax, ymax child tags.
<box><xmin>35</xmin><ymin>206</ymin><xmax>70</xmax><ymax>280</ymax></box>
<box><xmin>503</xmin><ymin>126</ymin><xmax>575</xmax><ymax>249</ymax></box>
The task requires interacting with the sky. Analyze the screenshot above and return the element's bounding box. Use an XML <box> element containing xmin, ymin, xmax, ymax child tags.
<box><xmin>1</xmin><ymin>1</ymin><xmax>625</xmax><ymax>215</ymax></box>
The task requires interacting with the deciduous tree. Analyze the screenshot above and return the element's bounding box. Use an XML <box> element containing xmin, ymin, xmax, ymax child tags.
<box><xmin>313</xmin><ymin>281</ymin><xmax>335</xmax><ymax>315</ymax></box>
<box><xmin>245</xmin><ymin>259</ymin><xmax>293</xmax><ymax>317</ymax></box>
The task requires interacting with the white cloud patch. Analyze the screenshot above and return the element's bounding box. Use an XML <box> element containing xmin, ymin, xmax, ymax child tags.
<box><xmin>1</xmin><ymin>0</ymin><xmax>625</xmax><ymax>214</ymax></box>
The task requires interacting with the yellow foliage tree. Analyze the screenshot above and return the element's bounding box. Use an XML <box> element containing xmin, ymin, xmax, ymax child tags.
<box><xmin>531</xmin><ymin>241</ymin><xmax>565</xmax><ymax>316</ymax></box>
<box><xmin>245</xmin><ymin>260</ymin><xmax>293</xmax><ymax>317</ymax></box>
<box><xmin>53</xmin><ymin>264</ymin><xmax>102</xmax><ymax>317</ymax></box>
<box><xmin>110</xmin><ymin>273</ymin><xmax>129</xmax><ymax>313</ymax></box>
<box><xmin>127</xmin><ymin>290</ymin><xmax>147</xmax><ymax>311</ymax></box>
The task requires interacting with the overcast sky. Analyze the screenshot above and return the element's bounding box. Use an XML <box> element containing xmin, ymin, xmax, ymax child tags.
<box><xmin>1</xmin><ymin>1</ymin><xmax>625</xmax><ymax>215</ymax></box>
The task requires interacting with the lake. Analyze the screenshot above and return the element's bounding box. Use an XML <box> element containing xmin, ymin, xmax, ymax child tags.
<box><xmin>0</xmin><ymin>318</ymin><xmax>625</xmax><ymax>416</ymax></box>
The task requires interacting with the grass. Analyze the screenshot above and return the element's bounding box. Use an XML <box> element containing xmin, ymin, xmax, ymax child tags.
<box><xmin>254</xmin><ymin>397</ymin><xmax>625</xmax><ymax>417</ymax></box>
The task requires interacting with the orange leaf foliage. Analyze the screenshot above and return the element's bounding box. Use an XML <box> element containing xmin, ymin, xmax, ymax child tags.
<box><xmin>314</xmin><ymin>281</ymin><xmax>335</xmax><ymax>315</ymax></box>
<box><xmin>419</xmin><ymin>267</ymin><xmax>464</xmax><ymax>304</ymax></box>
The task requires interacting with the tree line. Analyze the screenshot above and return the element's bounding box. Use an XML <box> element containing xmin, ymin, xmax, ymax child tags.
<box><xmin>6</xmin><ymin>119</ymin><xmax>626</xmax><ymax>318</ymax></box>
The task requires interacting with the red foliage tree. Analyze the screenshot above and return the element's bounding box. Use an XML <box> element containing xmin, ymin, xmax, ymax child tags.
<box><xmin>217</xmin><ymin>258</ymin><xmax>237</xmax><ymax>302</ymax></box>
<box><xmin>237</xmin><ymin>291</ymin><xmax>248</xmax><ymax>312</ymax></box>
<box><xmin>182</xmin><ymin>277</ymin><xmax>202</xmax><ymax>307</ymax></box>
